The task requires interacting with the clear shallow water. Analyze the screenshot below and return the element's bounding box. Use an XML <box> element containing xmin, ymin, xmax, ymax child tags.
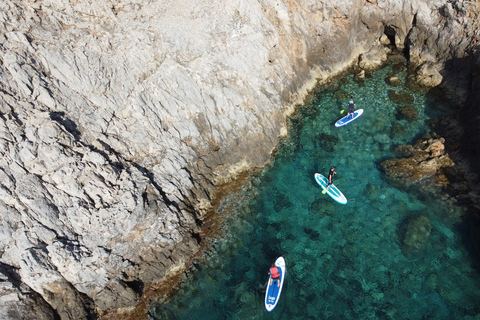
<box><xmin>152</xmin><ymin>62</ymin><xmax>480</xmax><ymax>319</ymax></box>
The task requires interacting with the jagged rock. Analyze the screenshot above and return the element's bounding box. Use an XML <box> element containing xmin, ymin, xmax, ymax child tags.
<box><xmin>381</xmin><ymin>135</ymin><xmax>454</xmax><ymax>184</ymax></box>
<box><xmin>401</xmin><ymin>215</ymin><xmax>432</xmax><ymax>256</ymax></box>
<box><xmin>0</xmin><ymin>263</ymin><xmax>58</xmax><ymax>320</ymax></box>
<box><xmin>358</xmin><ymin>45</ymin><xmax>389</xmax><ymax>71</ymax></box>
<box><xmin>414</xmin><ymin>62</ymin><xmax>443</xmax><ymax>87</ymax></box>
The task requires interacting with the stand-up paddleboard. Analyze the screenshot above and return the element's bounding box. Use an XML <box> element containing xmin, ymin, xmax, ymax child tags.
<box><xmin>314</xmin><ymin>173</ymin><xmax>347</xmax><ymax>204</ymax></box>
<box><xmin>335</xmin><ymin>109</ymin><xmax>364</xmax><ymax>127</ymax></box>
<box><xmin>265</xmin><ymin>257</ymin><xmax>286</xmax><ymax>312</ymax></box>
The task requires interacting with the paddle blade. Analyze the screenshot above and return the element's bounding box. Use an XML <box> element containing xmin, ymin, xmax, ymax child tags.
<box><xmin>340</xmin><ymin>109</ymin><xmax>345</xmax><ymax>114</ymax></box>
<box><xmin>322</xmin><ymin>189</ymin><xmax>327</xmax><ymax>194</ymax></box>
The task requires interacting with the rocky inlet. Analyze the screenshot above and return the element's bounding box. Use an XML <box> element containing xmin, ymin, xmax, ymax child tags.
<box><xmin>0</xmin><ymin>0</ymin><xmax>479</xmax><ymax>319</ymax></box>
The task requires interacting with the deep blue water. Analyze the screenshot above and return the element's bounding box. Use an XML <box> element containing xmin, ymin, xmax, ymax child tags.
<box><xmin>152</xmin><ymin>62</ymin><xmax>480</xmax><ymax>319</ymax></box>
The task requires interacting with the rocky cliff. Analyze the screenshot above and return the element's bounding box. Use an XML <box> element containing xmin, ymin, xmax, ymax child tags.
<box><xmin>0</xmin><ymin>0</ymin><xmax>478</xmax><ymax>319</ymax></box>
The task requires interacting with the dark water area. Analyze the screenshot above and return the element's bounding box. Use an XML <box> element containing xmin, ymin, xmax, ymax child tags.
<box><xmin>152</xmin><ymin>62</ymin><xmax>480</xmax><ymax>319</ymax></box>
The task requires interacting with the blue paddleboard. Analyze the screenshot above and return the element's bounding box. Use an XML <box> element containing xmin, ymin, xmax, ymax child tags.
<box><xmin>265</xmin><ymin>257</ymin><xmax>286</xmax><ymax>312</ymax></box>
<box><xmin>314</xmin><ymin>173</ymin><xmax>347</xmax><ymax>204</ymax></box>
<box><xmin>335</xmin><ymin>109</ymin><xmax>364</xmax><ymax>127</ymax></box>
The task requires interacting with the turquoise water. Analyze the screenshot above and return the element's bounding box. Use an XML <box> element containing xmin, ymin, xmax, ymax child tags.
<box><xmin>152</xmin><ymin>62</ymin><xmax>480</xmax><ymax>319</ymax></box>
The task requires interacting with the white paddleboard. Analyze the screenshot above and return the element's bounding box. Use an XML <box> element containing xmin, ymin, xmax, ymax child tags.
<box><xmin>314</xmin><ymin>173</ymin><xmax>347</xmax><ymax>204</ymax></box>
<box><xmin>335</xmin><ymin>109</ymin><xmax>364</xmax><ymax>127</ymax></box>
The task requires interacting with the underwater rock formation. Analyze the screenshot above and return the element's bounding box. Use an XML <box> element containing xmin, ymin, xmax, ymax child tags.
<box><xmin>381</xmin><ymin>135</ymin><xmax>454</xmax><ymax>185</ymax></box>
<box><xmin>397</xmin><ymin>106</ymin><xmax>419</xmax><ymax>119</ymax></box>
<box><xmin>0</xmin><ymin>0</ymin><xmax>478</xmax><ymax>318</ymax></box>
<box><xmin>388</xmin><ymin>90</ymin><xmax>415</xmax><ymax>105</ymax></box>
<box><xmin>401</xmin><ymin>215</ymin><xmax>432</xmax><ymax>256</ymax></box>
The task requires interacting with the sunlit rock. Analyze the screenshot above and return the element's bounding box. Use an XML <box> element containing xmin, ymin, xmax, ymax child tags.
<box><xmin>415</xmin><ymin>62</ymin><xmax>443</xmax><ymax>87</ymax></box>
<box><xmin>386</xmin><ymin>76</ymin><xmax>402</xmax><ymax>87</ymax></box>
<box><xmin>381</xmin><ymin>135</ymin><xmax>454</xmax><ymax>184</ymax></box>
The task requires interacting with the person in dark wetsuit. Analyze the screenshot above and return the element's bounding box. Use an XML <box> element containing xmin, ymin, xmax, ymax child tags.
<box><xmin>347</xmin><ymin>96</ymin><xmax>356</xmax><ymax>119</ymax></box>
<box><xmin>326</xmin><ymin>166</ymin><xmax>336</xmax><ymax>188</ymax></box>
<box><xmin>268</xmin><ymin>262</ymin><xmax>281</xmax><ymax>286</ymax></box>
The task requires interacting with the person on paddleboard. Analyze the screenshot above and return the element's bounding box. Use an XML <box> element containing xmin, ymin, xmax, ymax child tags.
<box><xmin>326</xmin><ymin>166</ymin><xmax>336</xmax><ymax>187</ymax></box>
<box><xmin>347</xmin><ymin>96</ymin><xmax>356</xmax><ymax>119</ymax></box>
<box><xmin>268</xmin><ymin>262</ymin><xmax>281</xmax><ymax>286</ymax></box>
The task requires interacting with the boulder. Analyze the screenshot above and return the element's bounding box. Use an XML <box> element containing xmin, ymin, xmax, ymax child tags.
<box><xmin>415</xmin><ymin>62</ymin><xmax>443</xmax><ymax>87</ymax></box>
<box><xmin>386</xmin><ymin>76</ymin><xmax>403</xmax><ymax>87</ymax></box>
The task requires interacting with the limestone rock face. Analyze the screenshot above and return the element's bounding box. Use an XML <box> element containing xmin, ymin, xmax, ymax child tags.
<box><xmin>407</xmin><ymin>1</ymin><xmax>480</xmax><ymax>101</ymax></box>
<box><xmin>0</xmin><ymin>0</ymin><xmax>478</xmax><ymax>318</ymax></box>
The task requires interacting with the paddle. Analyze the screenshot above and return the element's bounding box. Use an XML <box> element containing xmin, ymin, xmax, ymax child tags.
<box><xmin>340</xmin><ymin>109</ymin><xmax>345</xmax><ymax>114</ymax></box>
<box><xmin>322</xmin><ymin>185</ymin><xmax>329</xmax><ymax>194</ymax></box>
<box><xmin>260</xmin><ymin>277</ymin><xmax>270</xmax><ymax>292</ymax></box>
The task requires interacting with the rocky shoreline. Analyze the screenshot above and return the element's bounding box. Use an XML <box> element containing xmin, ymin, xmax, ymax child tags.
<box><xmin>0</xmin><ymin>1</ymin><xmax>479</xmax><ymax>319</ymax></box>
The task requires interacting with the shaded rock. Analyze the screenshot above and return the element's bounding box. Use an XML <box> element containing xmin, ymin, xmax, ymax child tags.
<box><xmin>401</xmin><ymin>215</ymin><xmax>432</xmax><ymax>256</ymax></box>
<box><xmin>388</xmin><ymin>53</ymin><xmax>407</xmax><ymax>65</ymax></box>
<box><xmin>397</xmin><ymin>106</ymin><xmax>419</xmax><ymax>119</ymax></box>
<box><xmin>388</xmin><ymin>90</ymin><xmax>415</xmax><ymax>104</ymax></box>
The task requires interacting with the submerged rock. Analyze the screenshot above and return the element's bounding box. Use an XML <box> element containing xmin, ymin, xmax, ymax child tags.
<box><xmin>390</xmin><ymin>122</ymin><xmax>407</xmax><ymax>139</ymax></box>
<box><xmin>401</xmin><ymin>215</ymin><xmax>432</xmax><ymax>256</ymax></box>
<box><xmin>318</xmin><ymin>133</ymin><xmax>339</xmax><ymax>153</ymax></box>
<box><xmin>397</xmin><ymin>106</ymin><xmax>419</xmax><ymax>119</ymax></box>
<box><xmin>388</xmin><ymin>90</ymin><xmax>415</xmax><ymax>105</ymax></box>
